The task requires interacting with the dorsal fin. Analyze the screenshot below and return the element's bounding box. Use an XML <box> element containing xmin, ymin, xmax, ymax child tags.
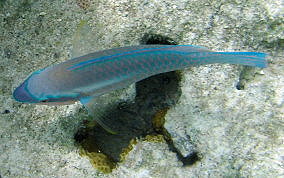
<box><xmin>71</xmin><ymin>20</ymin><xmax>99</xmax><ymax>58</ymax></box>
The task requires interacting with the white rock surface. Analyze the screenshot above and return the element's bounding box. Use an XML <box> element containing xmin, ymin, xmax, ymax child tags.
<box><xmin>0</xmin><ymin>0</ymin><xmax>283</xmax><ymax>177</ymax></box>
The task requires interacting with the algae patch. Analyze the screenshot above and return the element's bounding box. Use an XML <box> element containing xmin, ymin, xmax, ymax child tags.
<box><xmin>75</xmin><ymin>120</ymin><xmax>168</xmax><ymax>173</ymax></box>
<box><xmin>74</xmin><ymin>106</ymin><xmax>196</xmax><ymax>173</ymax></box>
<box><xmin>152</xmin><ymin>108</ymin><xmax>167</xmax><ymax>131</ymax></box>
<box><xmin>75</xmin><ymin>121</ymin><xmax>115</xmax><ymax>173</ymax></box>
<box><xmin>74</xmin><ymin>112</ymin><xmax>169</xmax><ymax>173</ymax></box>
<box><xmin>120</xmin><ymin>138</ymin><xmax>138</xmax><ymax>162</ymax></box>
<box><xmin>79</xmin><ymin>137</ymin><xmax>115</xmax><ymax>173</ymax></box>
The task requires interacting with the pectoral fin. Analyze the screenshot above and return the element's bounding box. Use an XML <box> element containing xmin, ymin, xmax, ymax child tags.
<box><xmin>79</xmin><ymin>96</ymin><xmax>117</xmax><ymax>134</ymax></box>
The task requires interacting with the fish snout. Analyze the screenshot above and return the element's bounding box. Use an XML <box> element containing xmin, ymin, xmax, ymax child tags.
<box><xmin>13</xmin><ymin>82</ymin><xmax>39</xmax><ymax>103</ymax></box>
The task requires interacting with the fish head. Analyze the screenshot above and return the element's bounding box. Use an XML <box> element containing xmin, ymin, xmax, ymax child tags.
<box><xmin>13</xmin><ymin>68</ymin><xmax>78</xmax><ymax>105</ymax></box>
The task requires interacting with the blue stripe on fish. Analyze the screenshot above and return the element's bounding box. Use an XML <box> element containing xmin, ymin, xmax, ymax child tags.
<box><xmin>67</xmin><ymin>45</ymin><xmax>207</xmax><ymax>71</ymax></box>
<box><xmin>69</xmin><ymin>49</ymin><xmax>267</xmax><ymax>71</ymax></box>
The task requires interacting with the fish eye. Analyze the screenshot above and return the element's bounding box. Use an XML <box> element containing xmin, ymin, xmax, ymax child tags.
<box><xmin>41</xmin><ymin>99</ymin><xmax>48</xmax><ymax>103</ymax></box>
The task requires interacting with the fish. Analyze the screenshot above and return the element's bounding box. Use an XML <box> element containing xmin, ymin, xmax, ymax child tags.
<box><xmin>13</xmin><ymin>45</ymin><xmax>267</xmax><ymax>133</ymax></box>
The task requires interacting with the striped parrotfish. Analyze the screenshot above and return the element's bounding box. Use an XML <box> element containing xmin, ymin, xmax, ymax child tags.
<box><xmin>13</xmin><ymin>45</ymin><xmax>267</xmax><ymax>133</ymax></box>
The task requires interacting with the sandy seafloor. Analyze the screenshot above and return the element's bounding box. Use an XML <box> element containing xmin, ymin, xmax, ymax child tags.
<box><xmin>0</xmin><ymin>0</ymin><xmax>283</xmax><ymax>177</ymax></box>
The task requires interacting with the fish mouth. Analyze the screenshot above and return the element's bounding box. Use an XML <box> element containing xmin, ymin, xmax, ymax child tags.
<box><xmin>13</xmin><ymin>81</ymin><xmax>39</xmax><ymax>103</ymax></box>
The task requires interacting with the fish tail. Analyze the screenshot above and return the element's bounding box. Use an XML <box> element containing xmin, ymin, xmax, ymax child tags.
<box><xmin>187</xmin><ymin>51</ymin><xmax>267</xmax><ymax>68</ymax></box>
